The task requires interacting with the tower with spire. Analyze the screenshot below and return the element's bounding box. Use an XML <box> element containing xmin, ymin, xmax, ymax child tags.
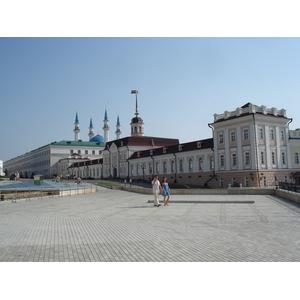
<box><xmin>103</xmin><ymin>108</ymin><xmax>110</xmax><ymax>143</ymax></box>
<box><xmin>130</xmin><ymin>90</ymin><xmax>144</xmax><ymax>137</ymax></box>
<box><xmin>74</xmin><ymin>111</ymin><xmax>80</xmax><ymax>141</ymax></box>
<box><xmin>88</xmin><ymin>116</ymin><xmax>94</xmax><ymax>140</ymax></box>
<box><xmin>115</xmin><ymin>115</ymin><xmax>121</xmax><ymax>139</ymax></box>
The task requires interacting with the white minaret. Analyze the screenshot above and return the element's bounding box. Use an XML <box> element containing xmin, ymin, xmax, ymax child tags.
<box><xmin>103</xmin><ymin>109</ymin><xmax>110</xmax><ymax>143</ymax></box>
<box><xmin>130</xmin><ymin>90</ymin><xmax>144</xmax><ymax>136</ymax></box>
<box><xmin>88</xmin><ymin>116</ymin><xmax>94</xmax><ymax>140</ymax></box>
<box><xmin>74</xmin><ymin>111</ymin><xmax>80</xmax><ymax>141</ymax></box>
<box><xmin>115</xmin><ymin>115</ymin><xmax>121</xmax><ymax>139</ymax></box>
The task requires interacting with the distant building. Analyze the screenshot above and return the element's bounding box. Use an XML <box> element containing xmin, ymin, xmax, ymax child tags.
<box><xmin>0</xmin><ymin>160</ymin><xmax>5</xmax><ymax>176</ymax></box>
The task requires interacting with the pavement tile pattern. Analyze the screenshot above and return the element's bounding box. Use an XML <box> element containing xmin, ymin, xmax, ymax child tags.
<box><xmin>1</xmin><ymin>186</ymin><xmax>300</xmax><ymax>262</ymax></box>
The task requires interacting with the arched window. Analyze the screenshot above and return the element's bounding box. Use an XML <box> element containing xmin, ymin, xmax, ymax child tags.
<box><xmin>198</xmin><ymin>157</ymin><xmax>203</xmax><ymax>170</ymax></box>
<box><xmin>179</xmin><ymin>159</ymin><xmax>183</xmax><ymax>172</ymax></box>
<box><xmin>171</xmin><ymin>160</ymin><xmax>175</xmax><ymax>173</ymax></box>
<box><xmin>156</xmin><ymin>162</ymin><xmax>160</xmax><ymax>173</ymax></box>
<box><xmin>188</xmin><ymin>158</ymin><xmax>193</xmax><ymax>172</ymax></box>
<box><xmin>210</xmin><ymin>156</ymin><xmax>214</xmax><ymax>170</ymax></box>
<box><xmin>163</xmin><ymin>161</ymin><xmax>167</xmax><ymax>173</ymax></box>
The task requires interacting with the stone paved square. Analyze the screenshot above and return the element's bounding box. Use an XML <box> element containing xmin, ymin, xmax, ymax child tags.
<box><xmin>1</xmin><ymin>186</ymin><xmax>300</xmax><ymax>262</ymax></box>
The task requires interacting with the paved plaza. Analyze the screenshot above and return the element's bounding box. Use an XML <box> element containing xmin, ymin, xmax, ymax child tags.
<box><xmin>1</xmin><ymin>185</ymin><xmax>300</xmax><ymax>262</ymax></box>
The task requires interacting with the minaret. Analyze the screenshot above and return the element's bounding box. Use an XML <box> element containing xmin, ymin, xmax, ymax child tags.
<box><xmin>103</xmin><ymin>108</ymin><xmax>110</xmax><ymax>143</ymax></box>
<box><xmin>115</xmin><ymin>115</ymin><xmax>121</xmax><ymax>139</ymax></box>
<box><xmin>88</xmin><ymin>116</ymin><xmax>94</xmax><ymax>140</ymax></box>
<box><xmin>130</xmin><ymin>90</ymin><xmax>144</xmax><ymax>136</ymax></box>
<box><xmin>74</xmin><ymin>111</ymin><xmax>80</xmax><ymax>141</ymax></box>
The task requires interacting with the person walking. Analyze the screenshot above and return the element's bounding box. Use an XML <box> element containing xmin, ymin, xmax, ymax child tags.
<box><xmin>151</xmin><ymin>175</ymin><xmax>161</xmax><ymax>207</ymax></box>
<box><xmin>161</xmin><ymin>177</ymin><xmax>171</xmax><ymax>206</ymax></box>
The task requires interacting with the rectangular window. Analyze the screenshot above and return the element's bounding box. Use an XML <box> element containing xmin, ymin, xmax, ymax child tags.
<box><xmin>272</xmin><ymin>152</ymin><xmax>275</xmax><ymax>164</ymax></box>
<box><xmin>219</xmin><ymin>134</ymin><xmax>224</xmax><ymax>144</ymax></box>
<box><xmin>259</xmin><ymin>128</ymin><xmax>264</xmax><ymax>139</ymax></box>
<box><xmin>280</xmin><ymin>130</ymin><xmax>285</xmax><ymax>141</ymax></box>
<box><xmin>261</xmin><ymin>151</ymin><xmax>265</xmax><ymax>164</ymax></box>
<box><xmin>282</xmin><ymin>152</ymin><xmax>286</xmax><ymax>164</ymax></box>
<box><xmin>245</xmin><ymin>177</ymin><xmax>249</xmax><ymax>187</ymax></box>
<box><xmin>232</xmin><ymin>153</ymin><xmax>237</xmax><ymax>166</ymax></box>
<box><xmin>85</xmin><ymin>150</ymin><xmax>88</xmax><ymax>154</ymax></box>
<box><xmin>243</xmin><ymin>129</ymin><xmax>249</xmax><ymax>140</ymax></box>
<box><xmin>245</xmin><ymin>152</ymin><xmax>250</xmax><ymax>165</ymax></box>
<box><xmin>295</xmin><ymin>153</ymin><xmax>299</xmax><ymax>164</ymax></box>
<box><xmin>231</xmin><ymin>131</ymin><xmax>236</xmax><ymax>142</ymax></box>
<box><xmin>220</xmin><ymin>155</ymin><xmax>225</xmax><ymax>167</ymax></box>
<box><xmin>270</xmin><ymin>129</ymin><xmax>274</xmax><ymax>140</ymax></box>
<box><xmin>78</xmin><ymin>150</ymin><xmax>81</xmax><ymax>154</ymax></box>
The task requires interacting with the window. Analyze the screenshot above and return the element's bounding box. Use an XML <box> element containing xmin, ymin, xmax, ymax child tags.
<box><xmin>179</xmin><ymin>159</ymin><xmax>184</xmax><ymax>172</ymax></box>
<box><xmin>149</xmin><ymin>162</ymin><xmax>153</xmax><ymax>174</ymax></box>
<box><xmin>259</xmin><ymin>128</ymin><xmax>264</xmax><ymax>139</ymax></box>
<box><xmin>261</xmin><ymin>151</ymin><xmax>265</xmax><ymax>164</ymax></box>
<box><xmin>136</xmin><ymin>164</ymin><xmax>139</xmax><ymax>175</ymax></box>
<box><xmin>78</xmin><ymin>150</ymin><xmax>81</xmax><ymax>154</ymax></box>
<box><xmin>163</xmin><ymin>161</ymin><xmax>167</xmax><ymax>173</ymax></box>
<box><xmin>156</xmin><ymin>162</ymin><xmax>160</xmax><ymax>173</ymax></box>
<box><xmin>245</xmin><ymin>152</ymin><xmax>250</xmax><ymax>165</ymax></box>
<box><xmin>220</xmin><ymin>155</ymin><xmax>225</xmax><ymax>167</ymax></box>
<box><xmin>282</xmin><ymin>152</ymin><xmax>286</xmax><ymax>165</ymax></box>
<box><xmin>131</xmin><ymin>165</ymin><xmax>134</xmax><ymax>175</ymax></box>
<box><xmin>220</xmin><ymin>178</ymin><xmax>224</xmax><ymax>187</ymax></box>
<box><xmin>232</xmin><ymin>178</ymin><xmax>237</xmax><ymax>186</ymax></box>
<box><xmin>210</xmin><ymin>156</ymin><xmax>214</xmax><ymax>170</ymax></box>
<box><xmin>171</xmin><ymin>160</ymin><xmax>175</xmax><ymax>173</ymax></box>
<box><xmin>70</xmin><ymin>150</ymin><xmax>74</xmax><ymax>155</ymax></box>
<box><xmin>219</xmin><ymin>134</ymin><xmax>224</xmax><ymax>144</ymax></box>
<box><xmin>231</xmin><ymin>131</ymin><xmax>236</xmax><ymax>142</ymax></box>
<box><xmin>245</xmin><ymin>177</ymin><xmax>249</xmax><ymax>187</ymax></box>
<box><xmin>280</xmin><ymin>130</ymin><xmax>285</xmax><ymax>141</ymax></box>
<box><xmin>178</xmin><ymin>145</ymin><xmax>182</xmax><ymax>151</ymax></box>
<box><xmin>85</xmin><ymin>150</ymin><xmax>88</xmax><ymax>154</ymax></box>
<box><xmin>163</xmin><ymin>148</ymin><xmax>166</xmax><ymax>154</ymax></box>
<box><xmin>272</xmin><ymin>152</ymin><xmax>276</xmax><ymax>165</ymax></box>
<box><xmin>198</xmin><ymin>157</ymin><xmax>203</xmax><ymax>170</ymax></box>
<box><xmin>188</xmin><ymin>158</ymin><xmax>193</xmax><ymax>171</ymax></box>
<box><xmin>243</xmin><ymin>129</ymin><xmax>249</xmax><ymax>140</ymax></box>
<box><xmin>92</xmin><ymin>150</ymin><xmax>95</xmax><ymax>155</ymax></box>
<box><xmin>197</xmin><ymin>142</ymin><xmax>201</xmax><ymax>148</ymax></box>
<box><xmin>270</xmin><ymin>129</ymin><xmax>274</xmax><ymax>140</ymax></box>
<box><xmin>295</xmin><ymin>153</ymin><xmax>299</xmax><ymax>164</ymax></box>
<box><xmin>232</xmin><ymin>153</ymin><xmax>237</xmax><ymax>166</ymax></box>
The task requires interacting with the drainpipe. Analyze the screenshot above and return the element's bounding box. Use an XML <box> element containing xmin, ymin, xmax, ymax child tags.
<box><xmin>172</xmin><ymin>153</ymin><xmax>177</xmax><ymax>183</ymax></box>
<box><xmin>252</xmin><ymin>113</ymin><xmax>260</xmax><ymax>187</ymax></box>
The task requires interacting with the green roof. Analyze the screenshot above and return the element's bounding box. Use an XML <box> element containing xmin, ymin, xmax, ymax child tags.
<box><xmin>51</xmin><ymin>140</ymin><xmax>105</xmax><ymax>147</ymax></box>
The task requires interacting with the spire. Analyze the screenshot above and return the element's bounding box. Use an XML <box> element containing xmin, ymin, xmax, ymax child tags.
<box><xmin>115</xmin><ymin>115</ymin><xmax>121</xmax><ymax>139</ymax></box>
<box><xmin>75</xmin><ymin>111</ymin><xmax>79</xmax><ymax>123</ymax></box>
<box><xmin>103</xmin><ymin>108</ymin><xmax>109</xmax><ymax>143</ymax></box>
<box><xmin>130</xmin><ymin>90</ymin><xmax>144</xmax><ymax>137</ymax></box>
<box><xmin>73</xmin><ymin>111</ymin><xmax>80</xmax><ymax>141</ymax></box>
<box><xmin>104</xmin><ymin>108</ymin><xmax>108</xmax><ymax>121</ymax></box>
<box><xmin>88</xmin><ymin>115</ymin><xmax>94</xmax><ymax>140</ymax></box>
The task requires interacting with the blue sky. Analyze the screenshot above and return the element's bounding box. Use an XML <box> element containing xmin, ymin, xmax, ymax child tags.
<box><xmin>1</xmin><ymin>37</ymin><xmax>300</xmax><ymax>162</ymax></box>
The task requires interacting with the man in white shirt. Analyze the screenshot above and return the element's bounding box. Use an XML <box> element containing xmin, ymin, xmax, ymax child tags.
<box><xmin>151</xmin><ymin>175</ymin><xmax>161</xmax><ymax>207</ymax></box>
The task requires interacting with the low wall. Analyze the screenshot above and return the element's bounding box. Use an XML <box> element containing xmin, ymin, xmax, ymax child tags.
<box><xmin>121</xmin><ymin>186</ymin><xmax>300</xmax><ymax>204</ymax></box>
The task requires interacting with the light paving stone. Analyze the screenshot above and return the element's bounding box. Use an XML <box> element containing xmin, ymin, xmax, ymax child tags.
<box><xmin>1</xmin><ymin>186</ymin><xmax>300</xmax><ymax>261</ymax></box>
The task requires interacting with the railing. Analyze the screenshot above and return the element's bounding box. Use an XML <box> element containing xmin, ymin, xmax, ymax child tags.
<box><xmin>278</xmin><ymin>182</ymin><xmax>300</xmax><ymax>193</ymax></box>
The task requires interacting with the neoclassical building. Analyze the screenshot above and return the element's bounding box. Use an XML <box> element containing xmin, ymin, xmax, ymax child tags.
<box><xmin>100</xmin><ymin>102</ymin><xmax>300</xmax><ymax>188</ymax></box>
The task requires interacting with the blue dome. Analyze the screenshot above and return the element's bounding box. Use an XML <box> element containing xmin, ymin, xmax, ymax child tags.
<box><xmin>89</xmin><ymin>135</ymin><xmax>105</xmax><ymax>143</ymax></box>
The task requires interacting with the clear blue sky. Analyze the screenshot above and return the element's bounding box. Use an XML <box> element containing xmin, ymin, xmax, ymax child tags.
<box><xmin>1</xmin><ymin>37</ymin><xmax>300</xmax><ymax>162</ymax></box>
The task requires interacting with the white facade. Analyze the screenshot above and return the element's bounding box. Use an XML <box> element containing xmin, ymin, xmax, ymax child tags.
<box><xmin>0</xmin><ymin>160</ymin><xmax>5</xmax><ymax>176</ymax></box>
<box><xmin>4</xmin><ymin>141</ymin><xmax>104</xmax><ymax>179</ymax></box>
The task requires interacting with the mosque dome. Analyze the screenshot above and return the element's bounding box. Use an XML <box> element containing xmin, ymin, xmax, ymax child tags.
<box><xmin>89</xmin><ymin>134</ymin><xmax>105</xmax><ymax>144</ymax></box>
